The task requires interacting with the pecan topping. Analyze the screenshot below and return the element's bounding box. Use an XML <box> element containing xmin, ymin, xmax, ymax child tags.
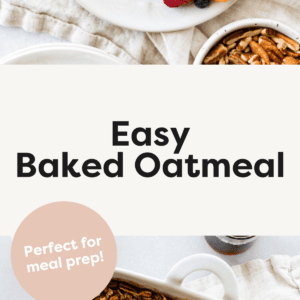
<box><xmin>203</xmin><ymin>27</ymin><xmax>300</xmax><ymax>65</ymax></box>
<box><xmin>94</xmin><ymin>280</ymin><xmax>172</xmax><ymax>300</ymax></box>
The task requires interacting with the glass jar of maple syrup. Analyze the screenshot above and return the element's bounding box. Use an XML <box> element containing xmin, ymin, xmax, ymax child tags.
<box><xmin>205</xmin><ymin>236</ymin><xmax>258</xmax><ymax>255</ymax></box>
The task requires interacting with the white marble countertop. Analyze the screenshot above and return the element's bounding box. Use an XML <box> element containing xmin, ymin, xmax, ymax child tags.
<box><xmin>1</xmin><ymin>236</ymin><xmax>299</xmax><ymax>299</ymax></box>
<box><xmin>0</xmin><ymin>25</ymin><xmax>68</xmax><ymax>59</ymax></box>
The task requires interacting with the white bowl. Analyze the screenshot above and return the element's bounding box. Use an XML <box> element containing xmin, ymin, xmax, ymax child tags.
<box><xmin>0</xmin><ymin>43</ymin><xmax>126</xmax><ymax>65</ymax></box>
<box><xmin>113</xmin><ymin>254</ymin><xmax>239</xmax><ymax>300</ymax></box>
<box><xmin>193</xmin><ymin>18</ymin><xmax>300</xmax><ymax>65</ymax></box>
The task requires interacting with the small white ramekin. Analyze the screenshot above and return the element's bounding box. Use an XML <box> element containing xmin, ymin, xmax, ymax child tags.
<box><xmin>193</xmin><ymin>18</ymin><xmax>300</xmax><ymax>65</ymax></box>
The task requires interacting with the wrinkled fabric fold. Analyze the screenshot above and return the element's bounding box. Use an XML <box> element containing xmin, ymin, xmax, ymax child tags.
<box><xmin>185</xmin><ymin>255</ymin><xmax>300</xmax><ymax>300</ymax></box>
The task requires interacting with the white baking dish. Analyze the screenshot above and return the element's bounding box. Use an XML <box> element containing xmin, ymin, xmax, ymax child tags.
<box><xmin>112</xmin><ymin>254</ymin><xmax>239</xmax><ymax>300</ymax></box>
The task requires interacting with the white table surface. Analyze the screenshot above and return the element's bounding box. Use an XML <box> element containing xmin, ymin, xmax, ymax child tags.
<box><xmin>0</xmin><ymin>25</ymin><xmax>68</xmax><ymax>59</ymax></box>
<box><xmin>1</xmin><ymin>236</ymin><xmax>299</xmax><ymax>299</ymax></box>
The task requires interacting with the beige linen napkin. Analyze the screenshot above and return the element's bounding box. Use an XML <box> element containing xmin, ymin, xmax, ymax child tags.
<box><xmin>0</xmin><ymin>0</ymin><xmax>300</xmax><ymax>64</ymax></box>
<box><xmin>185</xmin><ymin>255</ymin><xmax>300</xmax><ymax>300</ymax></box>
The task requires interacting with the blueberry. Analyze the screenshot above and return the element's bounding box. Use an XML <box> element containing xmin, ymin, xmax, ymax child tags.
<box><xmin>194</xmin><ymin>0</ymin><xmax>211</xmax><ymax>9</ymax></box>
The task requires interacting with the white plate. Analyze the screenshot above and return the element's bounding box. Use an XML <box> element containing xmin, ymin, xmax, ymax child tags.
<box><xmin>75</xmin><ymin>0</ymin><xmax>238</xmax><ymax>33</ymax></box>
<box><xmin>0</xmin><ymin>44</ymin><xmax>126</xmax><ymax>65</ymax></box>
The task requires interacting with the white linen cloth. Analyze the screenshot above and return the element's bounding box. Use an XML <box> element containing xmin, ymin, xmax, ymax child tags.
<box><xmin>185</xmin><ymin>255</ymin><xmax>300</xmax><ymax>300</ymax></box>
<box><xmin>0</xmin><ymin>0</ymin><xmax>300</xmax><ymax>64</ymax></box>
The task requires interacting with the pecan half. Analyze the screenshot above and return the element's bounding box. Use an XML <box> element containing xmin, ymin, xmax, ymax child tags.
<box><xmin>277</xmin><ymin>43</ymin><xmax>288</xmax><ymax>56</ymax></box>
<box><xmin>139</xmin><ymin>291</ymin><xmax>153</xmax><ymax>297</ymax></box>
<box><xmin>251</xmin><ymin>61</ymin><xmax>262</xmax><ymax>65</ymax></box>
<box><xmin>261</xmin><ymin>28</ymin><xmax>277</xmax><ymax>37</ymax></box>
<box><xmin>229</xmin><ymin>53</ymin><xmax>247</xmax><ymax>65</ymax></box>
<box><xmin>283</xmin><ymin>56</ymin><xmax>299</xmax><ymax>65</ymax></box>
<box><xmin>244</xmin><ymin>46</ymin><xmax>251</xmax><ymax>53</ymax></box>
<box><xmin>259</xmin><ymin>36</ymin><xmax>276</xmax><ymax>46</ymax></box>
<box><xmin>107</xmin><ymin>289</ymin><xmax>114</xmax><ymax>298</ymax></box>
<box><xmin>276</xmin><ymin>33</ymin><xmax>300</xmax><ymax>52</ymax></box>
<box><xmin>224</xmin><ymin>29</ymin><xmax>262</xmax><ymax>45</ymax></box>
<box><xmin>219</xmin><ymin>57</ymin><xmax>226</xmax><ymax>65</ymax></box>
<box><xmin>266</xmin><ymin>51</ymin><xmax>282</xmax><ymax>64</ymax></box>
<box><xmin>249</xmin><ymin>41</ymin><xmax>270</xmax><ymax>65</ymax></box>
<box><xmin>286</xmin><ymin>50</ymin><xmax>300</xmax><ymax>58</ymax></box>
<box><xmin>237</xmin><ymin>37</ymin><xmax>252</xmax><ymax>51</ymax></box>
<box><xmin>204</xmin><ymin>44</ymin><xmax>228</xmax><ymax>64</ymax></box>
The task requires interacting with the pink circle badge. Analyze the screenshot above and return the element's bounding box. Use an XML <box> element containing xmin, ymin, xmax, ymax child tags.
<box><xmin>11</xmin><ymin>202</ymin><xmax>117</xmax><ymax>300</ymax></box>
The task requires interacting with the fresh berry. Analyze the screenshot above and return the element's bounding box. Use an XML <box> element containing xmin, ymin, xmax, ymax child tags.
<box><xmin>164</xmin><ymin>0</ymin><xmax>193</xmax><ymax>7</ymax></box>
<box><xmin>194</xmin><ymin>0</ymin><xmax>211</xmax><ymax>9</ymax></box>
